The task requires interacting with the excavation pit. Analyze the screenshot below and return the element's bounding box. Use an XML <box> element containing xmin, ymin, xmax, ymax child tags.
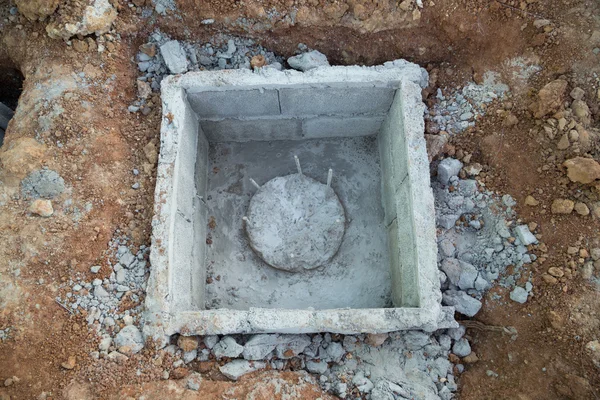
<box><xmin>145</xmin><ymin>61</ymin><xmax>457</xmax><ymax>342</ymax></box>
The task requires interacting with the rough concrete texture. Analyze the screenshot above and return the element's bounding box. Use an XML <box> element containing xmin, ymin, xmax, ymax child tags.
<box><xmin>245</xmin><ymin>172</ymin><xmax>346</xmax><ymax>272</ymax></box>
<box><xmin>205</xmin><ymin>137</ymin><xmax>389</xmax><ymax>310</ymax></box>
<box><xmin>21</xmin><ymin>169</ymin><xmax>65</xmax><ymax>199</ymax></box>
<box><xmin>144</xmin><ymin>61</ymin><xmax>453</xmax><ymax>342</ymax></box>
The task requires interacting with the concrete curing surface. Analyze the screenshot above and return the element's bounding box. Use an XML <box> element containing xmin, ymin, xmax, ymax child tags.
<box><xmin>244</xmin><ymin>172</ymin><xmax>346</xmax><ymax>273</ymax></box>
<box><xmin>144</xmin><ymin>60</ymin><xmax>456</xmax><ymax>343</ymax></box>
<box><xmin>206</xmin><ymin>138</ymin><xmax>389</xmax><ymax>309</ymax></box>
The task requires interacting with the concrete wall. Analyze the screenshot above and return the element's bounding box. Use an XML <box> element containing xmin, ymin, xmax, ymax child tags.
<box><xmin>379</xmin><ymin>82</ymin><xmax>442</xmax><ymax>312</ymax></box>
<box><xmin>190</xmin><ymin>85</ymin><xmax>394</xmax><ymax>142</ymax></box>
<box><xmin>144</xmin><ymin>62</ymin><xmax>453</xmax><ymax>345</ymax></box>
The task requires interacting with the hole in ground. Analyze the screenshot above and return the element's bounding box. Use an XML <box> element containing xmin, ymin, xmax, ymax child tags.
<box><xmin>0</xmin><ymin>66</ymin><xmax>23</xmax><ymax>147</ymax></box>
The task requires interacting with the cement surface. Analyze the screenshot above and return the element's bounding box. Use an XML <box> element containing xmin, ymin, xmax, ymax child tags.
<box><xmin>246</xmin><ymin>173</ymin><xmax>346</xmax><ymax>272</ymax></box>
<box><xmin>204</xmin><ymin>136</ymin><xmax>391</xmax><ymax>310</ymax></box>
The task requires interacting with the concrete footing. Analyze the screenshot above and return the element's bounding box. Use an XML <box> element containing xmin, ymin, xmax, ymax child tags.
<box><xmin>144</xmin><ymin>60</ymin><xmax>456</xmax><ymax>343</ymax></box>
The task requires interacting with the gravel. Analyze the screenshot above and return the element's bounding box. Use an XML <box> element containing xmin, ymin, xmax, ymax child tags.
<box><xmin>427</xmin><ymin>72</ymin><xmax>509</xmax><ymax>135</ymax></box>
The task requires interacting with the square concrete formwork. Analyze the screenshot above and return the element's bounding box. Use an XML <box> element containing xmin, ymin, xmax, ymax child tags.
<box><xmin>144</xmin><ymin>61</ymin><xmax>457</xmax><ymax>344</ymax></box>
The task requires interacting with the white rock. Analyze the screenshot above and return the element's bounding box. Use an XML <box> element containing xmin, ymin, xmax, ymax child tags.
<box><xmin>509</xmin><ymin>286</ymin><xmax>529</xmax><ymax>304</ymax></box>
<box><xmin>114</xmin><ymin>325</ymin><xmax>144</xmax><ymax>354</ymax></box>
<box><xmin>213</xmin><ymin>336</ymin><xmax>243</xmax><ymax>359</ymax></box>
<box><xmin>452</xmin><ymin>338</ymin><xmax>471</xmax><ymax>357</ymax></box>
<box><xmin>514</xmin><ymin>225</ymin><xmax>537</xmax><ymax>246</ymax></box>
<box><xmin>242</xmin><ymin>334</ymin><xmax>280</xmax><ymax>360</ymax></box>
<box><xmin>160</xmin><ymin>40</ymin><xmax>188</xmax><ymax>74</ymax></box>
<box><xmin>219</xmin><ymin>360</ymin><xmax>266</xmax><ymax>380</ymax></box>
<box><xmin>306</xmin><ymin>360</ymin><xmax>328</xmax><ymax>374</ymax></box>
<box><xmin>438</xmin><ymin>158</ymin><xmax>463</xmax><ymax>185</ymax></box>
<box><xmin>287</xmin><ymin>50</ymin><xmax>329</xmax><ymax>71</ymax></box>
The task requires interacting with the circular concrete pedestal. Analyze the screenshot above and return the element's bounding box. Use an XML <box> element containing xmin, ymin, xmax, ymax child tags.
<box><xmin>245</xmin><ymin>173</ymin><xmax>345</xmax><ymax>272</ymax></box>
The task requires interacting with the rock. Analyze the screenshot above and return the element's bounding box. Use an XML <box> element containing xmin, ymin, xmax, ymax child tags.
<box><xmin>99</xmin><ymin>336</ymin><xmax>112</xmax><ymax>351</ymax></box>
<box><xmin>442</xmin><ymin>290</ymin><xmax>482</xmax><ymax>317</ymax></box>
<box><xmin>119</xmin><ymin>251</ymin><xmax>136</xmax><ymax>268</ymax></box>
<box><xmin>533</xmin><ymin>19</ymin><xmax>551</xmax><ymax>28</ymax></box>
<box><xmin>464</xmin><ymin>163</ymin><xmax>483</xmax><ymax>176</ymax></box>
<box><xmin>557</xmin><ymin>134</ymin><xmax>570</xmax><ymax>150</ymax></box>
<box><xmin>529</xmin><ymin>79</ymin><xmax>568</xmax><ymax>118</ymax></box>
<box><xmin>94</xmin><ymin>284</ymin><xmax>109</xmax><ymax>299</ymax></box>
<box><xmin>547</xmin><ymin>310</ymin><xmax>565</xmax><ymax>331</ymax></box>
<box><xmin>548</xmin><ymin>267</ymin><xmax>564</xmax><ymax>278</ymax></box>
<box><xmin>352</xmin><ymin>371</ymin><xmax>374</xmax><ymax>393</ymax></box>
<box><xmin>592</xmin><ymin>203</ymin><xmax>600</xmax><ymax>219</ymax></box>
<box><xmin>585</xmin><ymin>340</ymin><xmax>600</xmax><ymax>368</ymax></box>
<box><xmin>250</xmin><ymin>55</ymin><xmax>267</xmax><ymax>69</ymax></box>
<box><xmin>403</xmin><ymin>330</ymin><xmax>430</xmax><ymax>350</ymax></box>
<box><xmin>365</xmin><ymin>333</ymin><xmax>388</xmax><ymax>347</ymax></box>
<box><xmin>438</xmin><ymin>158</ymin><xmax>463</xmax><ymax>185</ymax></box>
<box><xmin>29</xmin><ymin>199</ymin><xmax>53</xmax><ymax>217</ymax></box>
<box><xmin>204</xmin><ymin>335</ymin><xmax>219</xmax><ymax>349</ymax></box>
<box><xmin>306</xmin><ymin>360</ymin><xmax>328</xmax><ymax>374</ymax></box>
<box><xmin>114</xmin><ymin>325</ymin><xmax>144</xmax><ymax>355</ymax></box>
<box><xmin>287</xmin><ymin>50</ymin><xmax>329</xmax><ymax>71</ymax></box>
<box><xmin>575</xmin><ymin>202</ymin><xmax>590</xmax><ymax>216</ymax></box>
<box><xmin>510</xmin><ymin>286</ymin><xmax>529</xmax><ymax>304</ymax></box>
<box><xmin>61</xmin><ymin>356</ymin><xmax>77</xmax><ymax>370</ymax></box>
<box><xmin>242</xmin><ymin>334</ymin><xmax>279</xmax><ymax>360</ymax></box>
<box><xmin>90</xmin><ymin>265</ymin><xmax>101</xmax><ymax>273</ymax></box>
<box><xmin>582</xmin><ymin>262</ymin><xmax>594</xmax><ymax>280</ymax></box>
<box><xmin>137</xmin><ymin>80</ymin><xmax>152</xmax><ymax>100</ymax></box>
<box><xmin>186</xmin><ymin>372</ymin><xmax>203</xmax><ymax>391</ymax></box>
<box><xmin>171</xmin><ymin>367</ymin><xmax>189</xmax><ymax>379</ymax></box>
<box><xmin>551</xmin><ymin>199</ymin><xmax>574</xmax><ymax>214</ymax></box>
<box><xmin>563</xmin><ymin>157</ymin><xmax>600</xmax><ymax>184</ymax></box>
<box><xmin>219</xmin><ymin>360</ymin><xmax>266</xmax><ymax>380</ymax></box>
<box><xmin>140</xmin><ymin>43</ymin><xmax>156</xmax><ymax>57</ymax></box>
<box><xmin>72</xmin><ymin>39</ymin><xmax>89</xmax><ymax>53</ymax></box>
<box><xmin>571</xmin><ymin>100</ymin><xmax>591</xmax><ymax>124</ymax></box>
<box><xmin>462</xmin><ymin>352</ymin><xmax>479</xmax><ymax>364</ymax></box>
<box><xmin>525</xmin><ymin>195</ymin><xmax>539</xmax><ymax>206</ymax></box>
<box><xmin>15</xmin><ymin>0</ymin><xmax>60</xmax><ymax>20</ymax></box>
<box><xmin>184</xmin><ymin>350</ymin><xmax>199</xmax><ymax>364</ymax></box>
<box><xmin>441</xmin><ymin>258</ymin><xmax>478</xmax><ymax>290</ymax></box>
<box><xmin>503</xmin><ymin>113</ymin><xmax>519</xmax><ymax>126</ymax></box>
<box><xmin>275</xmin><ymin>334</ymin><xmax>311</xmax><ymax>359</ymax></box>
<box><xmin>502</xmin><ymin>194</ymin><xmax>517</xmax><ymax>207</ymax></box>
<box><xmin>177</xmin><ymin>336</ymin><xmax>198</xmax><ymax>352</ymax></box>
<box><xmin>452</xmin><ymin>338</ymin><xmax>471</xmax><ymax>357</ymax></box>
<box><xmin>570</xmin><ymin>87</ymin><xmax>585</xmax><ymax>100</ymax></box>
<box><xmin>514</xmin><ymin>225</ymin><xmax>537</xmax><ymax>245</ymax></box>
<box><xmin>542</xmin><ymin>273</ymin><xmax>558</xmax><ymax>284</ymax></box>
<box><xmin>425</xmin><ymin>133</ymin><xmax>449</xmax><ymax>162</ymax></box>
<box><xmin>213</xmin><ymin>336</ymin><xmax>243</xmax><ymax>359</ymax></box>
<box><xmin>46</xmin><ymin>0</ymin><xmax>117</xmax><ymax>39</ymax></box>
<box><xmin>460</xmin><ymin>112</ymin><xmax>474</xmax><ymax>121</ymax></box>
<box><xmin>21</xmin><ymin>169</ymin><xmax>65</xmax><ymax>199</ymax></box>
<box><xmin>325</xmin><ymin>341</ymin><xmax>345</xmax><ymax>362</ymax></box>
<box><xmin>160</xmin><ymin>40</ymin><xmax>188</xmax><ymax>74</ymax></box>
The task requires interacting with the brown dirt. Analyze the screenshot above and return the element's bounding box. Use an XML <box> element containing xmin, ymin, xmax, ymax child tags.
<box><xmin>0</xmin><ymin>0</ymin><xmax>599</xmax><ymax>399</ymax></box>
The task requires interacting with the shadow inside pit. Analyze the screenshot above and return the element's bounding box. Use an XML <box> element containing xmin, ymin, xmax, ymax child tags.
<box><xmin>0</xmin><ymin>66</ymin><xmax>23</xmax><ymax>147</ymax></box>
